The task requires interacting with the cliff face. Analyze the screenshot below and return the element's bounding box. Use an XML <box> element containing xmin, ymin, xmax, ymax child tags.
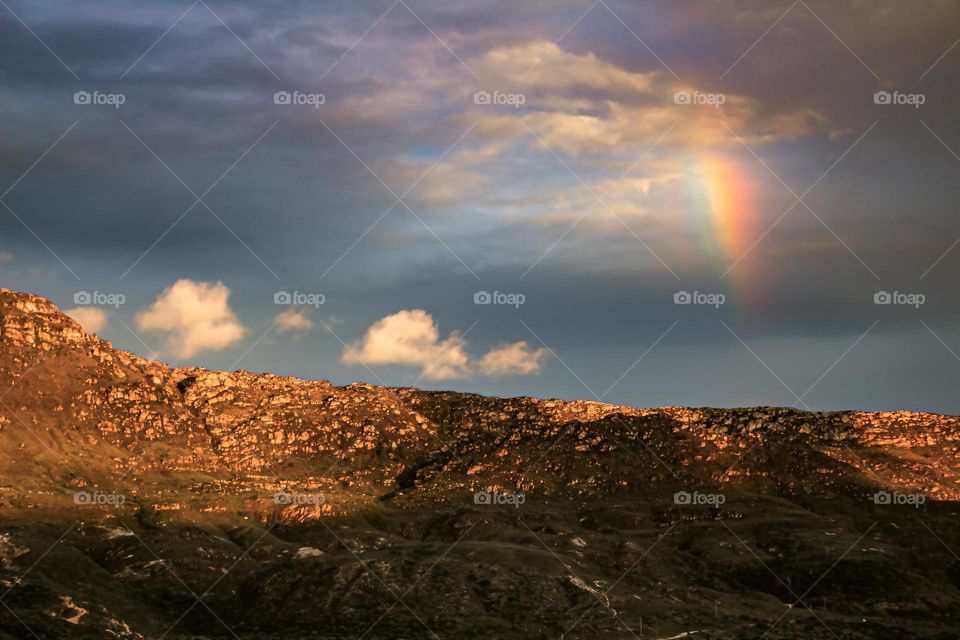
<box><xmin>1</xmin><ymin>288</ymin><xmax>959</xmax><ymax>639</ymax></box>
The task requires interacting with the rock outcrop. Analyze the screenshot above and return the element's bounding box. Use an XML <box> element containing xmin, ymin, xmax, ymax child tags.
<box><xmin>1</xmin><ymin>287</ymin><xmax>959</xmax><ymax>520</ymax></box>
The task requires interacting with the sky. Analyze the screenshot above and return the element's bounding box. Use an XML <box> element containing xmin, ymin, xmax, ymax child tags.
<box><xmin>2</xmin><ymin>0</ymin><xmax>960</xmax><ymax>413</ymax></box>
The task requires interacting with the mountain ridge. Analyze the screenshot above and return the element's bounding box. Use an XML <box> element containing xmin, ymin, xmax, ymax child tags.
<box><xmin>2</xmin><ymin>287</ymin><xmax>960</xmax><ymax>515</ymax></box>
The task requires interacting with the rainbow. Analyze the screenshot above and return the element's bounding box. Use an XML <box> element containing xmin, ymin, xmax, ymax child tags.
<box><xmin>684</xmin><ymin>154</ymin><xmax>762</xmax><ymax>295</ymax></box>
<box><xmin>700</xmin><ymin>155</ymin><xmax>757</xmax><ymax>263</ymax></box>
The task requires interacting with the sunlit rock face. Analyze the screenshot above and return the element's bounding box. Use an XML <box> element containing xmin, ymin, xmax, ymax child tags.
<box><xmin>2</xmin><ymin>287</ymin><xmax>959</xmax><ymax>510</ymax></box>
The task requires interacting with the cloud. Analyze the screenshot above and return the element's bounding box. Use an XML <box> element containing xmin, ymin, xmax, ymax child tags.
<box><xmin>385</xmin><ymin>158</ymin><xmax>489</xmax><ymax>208</ymax></box>
<box><xmin>135</xmin><ymin>280</ymin><xmax>247</xmax><ymax>359</ymax></box>
<box><xmin>342</xmin><ymin>309</ymin><xmax>470</xmax><ymax>380</ymax></box>
<box><xmin>478</xmin><ymin>341</ymin><xmax>550</xmax><ymax>376</ymax></box>
<box><xmin>0</xmin><ymin>252</ymin><xmax>12</xmax><ymax>264</ymax></box>
<box><xmin>343</xmin><ymin>310</ymin><xmax>548</xmax><ymax>380</ymax></box>
<box><xmin>274</xmin><ymin>308</ymin><xmax>314</xmax><ymax>333</ymax></box>
<box><xmin>466</xmin><ymin>40</ymin><xmax>834</xmax><ymax>158</ymax></box>
<box><xmin>476</xmin><ymin>41</ymin><xmax>659</xmax><ymax>96</ymax></box>
<box><xmin>64</xmin><ymin>307</ymin><xmax>108</xmax><ymax>334</ymax></box>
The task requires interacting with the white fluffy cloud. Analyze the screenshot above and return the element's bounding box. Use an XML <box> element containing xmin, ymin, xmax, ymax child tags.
<box><xmin>478</xmin><ymin>341</ymin><xmax>549</xmax><ymax>376</ymax></box>
<box><xmin>342</xmin><ymin>309</ymin><xmax>470</xmax><ymax>380</ymax></box>
<box><xmin>65</xmin><ymin>307</ymin><xmax>108</xmax><ymax>334</ymax></box>
<box><xmin>342</xmin><ymin>310</ymin><xmax>549</xmax><ymax>380</ymax></box>
<box><xmin>136</xmin><ymin>280</ymin><xmax>247</xmax><ymax>359</ymax></box>
<box><xmin>274</xmin><ymin>308</ymin><xmax>314</xmax><ymax>333</ymax></box>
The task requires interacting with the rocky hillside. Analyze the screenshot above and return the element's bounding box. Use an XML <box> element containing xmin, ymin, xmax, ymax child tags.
<box><xmin>0</xmin><ymin>288</ymin><xmax>959</xmax><ymax>639</ymax></box>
